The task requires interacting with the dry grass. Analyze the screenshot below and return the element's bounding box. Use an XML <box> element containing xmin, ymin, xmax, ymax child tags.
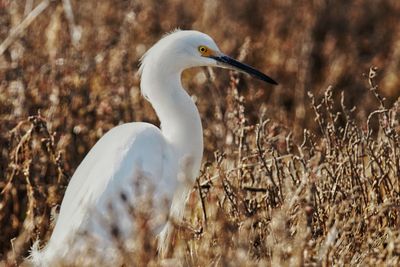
<box><xmin>0</xmin><ymin>0</ymin><xmax>399</xmax><ymax>266</ymax></box>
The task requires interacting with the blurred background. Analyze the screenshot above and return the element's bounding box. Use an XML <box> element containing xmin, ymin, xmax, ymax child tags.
<box><xmin>0</xmin><ymin>0</ymin><xmax>399</xmax><ymax>260</ymax></box>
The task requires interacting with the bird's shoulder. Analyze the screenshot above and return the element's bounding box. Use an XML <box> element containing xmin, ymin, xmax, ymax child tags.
<box><xmin>97</xmin><ymin>122</ymin><xmax>164</xmax><ymax>148</ymax></box>
<box><xmin>57</xmin><ymin>122</ymin><xmax>174</xmax><ymax>222</ymax></box>
<box><xmin>69</xmin><ymin>122</ymin><xmax>170</xmax><ymax>189</ymax></box>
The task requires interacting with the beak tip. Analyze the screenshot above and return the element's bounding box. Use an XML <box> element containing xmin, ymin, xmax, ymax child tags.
<box><xmin>212</xmin><ymin>55</ymin><xmax>278</xmax><ymax>86</ymax></box>
<box><xmin>262</xmin><ymin>77</ymin><xmax>278</xmax><ymax>86</ymax></box>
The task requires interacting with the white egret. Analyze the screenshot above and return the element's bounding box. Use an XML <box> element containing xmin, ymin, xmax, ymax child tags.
<box><xmin>29</xmin><ymin>30</ymin><xmax>277</xmax><ymax>266</ymax></box>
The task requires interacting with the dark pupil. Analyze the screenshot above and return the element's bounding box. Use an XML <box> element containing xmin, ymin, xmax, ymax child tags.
<box><xmin>201</xmin><ymin>47</ymin><xmax>205</xmax><ymax>52</ymax></box>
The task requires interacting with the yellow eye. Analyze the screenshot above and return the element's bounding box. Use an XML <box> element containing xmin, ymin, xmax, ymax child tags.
<box><xmin>198</xmin><ymin>46</ymin><xmax>208</xmax><ymax>54</ymax></box>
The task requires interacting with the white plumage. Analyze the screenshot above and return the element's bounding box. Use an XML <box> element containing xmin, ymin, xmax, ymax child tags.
<box><xmin>30</xmin><ymin>30</ymin><xmax>277</xmax><ymax>266</ymax></box>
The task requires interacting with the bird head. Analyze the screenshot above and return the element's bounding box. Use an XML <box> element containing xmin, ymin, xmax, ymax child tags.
<box><xmin>140</xmin><ymin>30</ymin><xmax>278</xmax><ymax>85</ymax></box>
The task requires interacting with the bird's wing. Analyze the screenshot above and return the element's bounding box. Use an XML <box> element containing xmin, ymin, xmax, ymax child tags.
<box><xmin>48</xmin><ymin>122</ymin><xmax>177</xmax><ymax>248</ymax></box>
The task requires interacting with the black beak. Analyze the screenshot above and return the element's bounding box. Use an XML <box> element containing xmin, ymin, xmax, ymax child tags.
<box><xmin>210</xmin><ymin>55</ymin><xmax>278</xmax><ymax>85</ymax></box>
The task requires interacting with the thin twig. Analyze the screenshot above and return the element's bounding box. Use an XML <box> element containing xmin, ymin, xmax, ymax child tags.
<box><xmin>0</xmin><ymin>0</ymin><xmax>50</xmax><ymax>55</ymax></box>
<box><xmin>196</xmin><ymin>177</ymin><xmax>208</xmax><ymax>225</ymax></box>
<box><xmin>62</xmin><ymin>0</ymin><xmax>81</xmax><ymax>47</ymax></box>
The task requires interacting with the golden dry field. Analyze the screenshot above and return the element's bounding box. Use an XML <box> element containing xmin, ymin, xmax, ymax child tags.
<box><xmin>0</xmin><ymin>0</ymin><xmax>399</xmax><ymax>266</ymax></box>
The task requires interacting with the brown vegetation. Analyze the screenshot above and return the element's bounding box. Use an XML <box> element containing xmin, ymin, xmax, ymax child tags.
<box><xmin>0</xmin><ymin>0</ymin><xmax>399</xmax><ymax>266</ymax></box>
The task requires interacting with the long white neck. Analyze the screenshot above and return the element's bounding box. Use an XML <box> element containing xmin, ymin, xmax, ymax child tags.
<box><xmin>140</xmin><ymin>62</ymin><xmax>203</xmax><ymax>180</ymax></box>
